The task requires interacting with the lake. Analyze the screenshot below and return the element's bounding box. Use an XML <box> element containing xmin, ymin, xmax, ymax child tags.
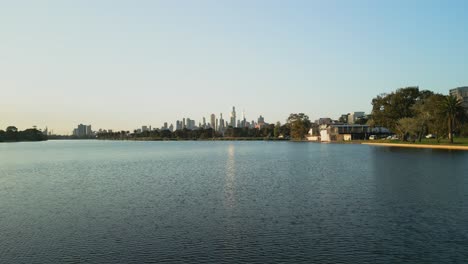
<box><xmin>1</xmin><ymin>140</ymin><xmax>467</xmax><ymax>263</ymax></box>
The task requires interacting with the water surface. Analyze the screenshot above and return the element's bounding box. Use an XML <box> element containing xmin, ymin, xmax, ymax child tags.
<box><xmin>1</xmin><ymin>140</ymin><xmax>467</xmax><ymax>263</ymax></box>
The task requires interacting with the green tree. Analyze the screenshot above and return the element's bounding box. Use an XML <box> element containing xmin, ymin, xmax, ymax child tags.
<box><xmin>411</xmin><ymin>93</ymin><xmax>446</xmax><ymax>142</ymax></box>
<box><xmin>5</xmin><ymin>126</ymin><xmax>18</xmax><ymax>141</ymax></box>
<box><xmin>274</xmin><ymin>122</ymin><xmax>281</xmax><ymax>138</ymax></box>
<box><xmin>370</xmin><ymin>87</ymin><xmax>422</xmax><ymax>131</ymax></box>
<box><xmin>287</xmin><ymin>113</ymin><xmax>311</xmax><ymax>140</ymax></box>
<box><xmin>395</xmin><ymin>117</ymin><xmax>419</xmax><ymax>141</ymax></box>
<box><xmin>440</xmin><ymin>95</ymin><xmax>465</xmax><ymax>143</ymax></box>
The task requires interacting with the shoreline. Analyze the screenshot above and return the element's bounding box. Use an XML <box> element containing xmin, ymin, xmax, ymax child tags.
<box><xmin>362</xmin><ymin>142</ymin><xmax>468</xmax><ymax>151</ymax></box>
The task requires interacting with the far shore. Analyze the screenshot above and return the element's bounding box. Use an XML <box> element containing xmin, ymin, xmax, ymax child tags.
<box><xmin>362</xmin><ymin>142</ymin><xmax>468</xmax><ymax>151</ymax></box>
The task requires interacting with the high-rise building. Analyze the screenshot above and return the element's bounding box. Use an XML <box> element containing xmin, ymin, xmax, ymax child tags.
<box><xmin>210</xmin><ymin>114</ymin><xmax>216</xmax><ymax>130</ymax></box>
<box><xmin>163</xmin><ymin>122</ymin><xmax>168</xmax><ymax>129</ymax></box>
<box><xmin>183</xmin><ymin>118</ymin><xmax>186</xmax><ymax>129</ymax></box>
<box><xmin>202</xmin><ymin>117</ymin><xmax>206</xmax><ymax>128</ymax></box>
<box><xmin>450</xmin><ymin>86</ymin><xmax>468</xmax><ymax>111</ymax></box>
<box><xmin>176</xmin><ymin>120</ymin><xmax>182</xmax><ymax>130</ymax></box>
<box><xmin>230</xmin><ymin>106</ymin><xmax>236</xmax><ymax>127</ymax></box>
<box><xmin>73</xmin><ymin>124</ymin><xmax>92</xmax><ymax>137</ymax></box>
<box><xmin>242</xmin><ymin>110</ymin><xmax>247</xmax><ymax>127</ymax></box>
<box><xmin>219</xmin><ymin>113</ymin><xmax>224</xmax><ymax>131</ymax></box>
<box><xmin>258</xmin><ymin>115</ymin><xmax>265</xmax><ymax>124</ymax></box>
<box><xmin>169</xmin><ymin>124</ymin><xmax>174</xmax><ymax>132</ymax></box>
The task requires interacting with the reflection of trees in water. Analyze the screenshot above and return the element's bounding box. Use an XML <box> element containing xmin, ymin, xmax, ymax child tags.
<box><xmin>224</xmin><ymin>144</ymin><xmax>236</xmax><ymax>209</ymax></box>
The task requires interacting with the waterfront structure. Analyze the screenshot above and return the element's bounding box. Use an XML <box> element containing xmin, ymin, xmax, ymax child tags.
<box><xmin>450</xmin><ymin>86</ymin><xmax>468</xmax><ymax>111</ymax></box>
<box><xmin>318</xmin><ymin>124</ymin><xmax>390</xmax><ymax>142</ymax></box>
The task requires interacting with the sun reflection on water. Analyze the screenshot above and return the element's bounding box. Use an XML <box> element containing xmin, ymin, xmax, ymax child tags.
<box><xmin>224</xmin><ymin>144</ymin><xmax>236</xmax><ymax>209</ymax></box>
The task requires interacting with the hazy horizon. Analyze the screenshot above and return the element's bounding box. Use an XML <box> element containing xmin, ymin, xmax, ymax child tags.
<box><xmin>2</xmin><ymin>1</ymin><xmax>468</xmax><ymax>134</ymax></box>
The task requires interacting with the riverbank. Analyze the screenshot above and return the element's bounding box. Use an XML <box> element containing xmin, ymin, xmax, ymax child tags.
<box><xmin>362</xmin><ymin>142</ymin><xmax>468</xmax><ymax>150</ymax></box>
<box><xmin>97</xmin><ymin>137</ymin><xmax>289</xmax><ymax>141</ymax></box>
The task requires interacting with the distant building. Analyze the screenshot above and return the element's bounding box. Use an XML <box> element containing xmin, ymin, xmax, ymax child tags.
<box><xmin>256</xmin><ymin>115</ymin><xmax>266</xmax><ymax>128</ymax></box>
<box><xmin>347</xmin><ymin>112</ymin><xmax>365</xmax><ymax>124</ymax></box>
<box><xmin>219</xmin><ymin>113</ymin><xmax>225</xmax><ymax>131</ymax></box>
<box><xmin>450</xmin><ymin>86</ymin><xmax>468</xmax><ymax>111</ymax></box>
<box><xmin>210</xmin><ymin>114</ymin><xmax>216</xmax><ymax>130</ymax></box>
<box><xmin>317</xmin><ymin>118</ymin><xmax>332</xmax><ymax>125</ymax></box>
<box><xmin>176</xmin><ymin>120</ymin><xmax>182</xmax><ymax>130</ymax></box>
<box><xmin>241</xmin><ymin>110</ymin><xmax>247</xmax><ymax>127</ymax></box>
<box><xmin>73</xmin><ymin>124</ymin><xmax>92</xmax><ymax>137</ymax></box>
<box><xmin>230</xmin><ymin>106</ymin><xmax>236</xmax><ymax>127</ymax></box>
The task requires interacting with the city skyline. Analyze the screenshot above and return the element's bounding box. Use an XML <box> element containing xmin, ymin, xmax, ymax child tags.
<box><xmin>2</xmin><ymin>1</ymin><xmax>468</xmax><ymax>134</ymax></box>
<box><xmin>76</xmin><ymin>106</ymin><xmax>271</xmax><ymax>136</ymax></box>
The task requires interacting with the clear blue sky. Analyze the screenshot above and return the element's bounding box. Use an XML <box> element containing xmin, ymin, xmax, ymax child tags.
<box><xmin>1</xmin><ymin>0</ymin><xmax>467</xmax><ymax>134</ymax></box>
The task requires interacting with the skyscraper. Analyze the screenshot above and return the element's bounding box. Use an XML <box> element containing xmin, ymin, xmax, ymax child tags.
<box><xmin>230</xmin><ymin>106</ymin><xmax>236</xmax><ymax>127</ymax></box>
<box><xmin>219</xmin><ymin>113</ymin><xmax>224</xmax><ymax>131</ymax></box>
<box><xmin>210</xmin><ymin>114</ymin><xmax>216</xmax><ymax>130</ymax></box>
<box><xmin>242</xmin><ymin>110</ymin><xmax>247</xmax><ymax>127</ymax></box>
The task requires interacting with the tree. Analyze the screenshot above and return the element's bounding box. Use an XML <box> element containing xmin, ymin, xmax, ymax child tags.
<box><xmin>411</xmin><ymin>93</ymin><xmax>446</xmax><ymax>142</ymax></box>
<box><xmin>0</xmin><ymin>130</ymin><xmax>6</xmax><ymax>142</ymax></box>
<box><xmin>274</xmin><ymin>122</ymin><xmax>281</xmax><ymax>138</ymax></box>
<box><xmin>395</xmin><ymin>118</ymin><xmax>419</xmax><ymax>141</ymax></box>
<box><xmin>5</xmin><ymin>126</ymin><xmax>19</xmax><ymax>141</ymax></box>
<box><xmin>287</xmin><ymin>113</ymin><xmax>311</xmax><ymax>140</ymax></box>
<box><xmin>440</xmin><ymin>95</ymin><xmax>465</xmax><ymax>143</ymax></box>
<box><xmin>370</xmin><ymin>87</ymin><xmax>422</xmax><ymax>131</ymax></box>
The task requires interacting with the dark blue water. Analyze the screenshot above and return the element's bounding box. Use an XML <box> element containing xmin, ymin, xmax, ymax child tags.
<box><xmin>0</xmin><ymin>140</ymin><xmax>467</xmax><ymax>263</ymax></box>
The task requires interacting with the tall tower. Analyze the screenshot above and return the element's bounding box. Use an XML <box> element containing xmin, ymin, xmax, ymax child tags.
<box><xmin>230</xmin><ymin>106</ymin><xmax>236</xmax><ymax>127</ymax></box>
<box><xmin>219</xmin><ymin>113</ymin><xmax>224</xmax><ymax>131</ymax></box>
<box><xmin>242</xmin><ymin>109</ymin><xmax>246</xmax><ymax>127</ymax></box>
<box><xmin>210</xmin><ymin>114</ymin><xmax>216</xmax><ymax>130</ymax></box>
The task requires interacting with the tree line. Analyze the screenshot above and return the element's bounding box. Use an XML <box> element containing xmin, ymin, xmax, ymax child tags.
<box><xmin>0</xmin><ymin>126</ymin><xmax>47</xmax><ymax>142</ymax></box>
<box><xmin>370</xmin><ymin>87</ymin><xmax>467</xmax><ymax>143</ymax></box>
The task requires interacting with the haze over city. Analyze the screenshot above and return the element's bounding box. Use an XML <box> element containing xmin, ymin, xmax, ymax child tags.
<box><xmin>2</xmin><ymin>1</ymin><xmax>468</xmax><ymax>134</ymax></box>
